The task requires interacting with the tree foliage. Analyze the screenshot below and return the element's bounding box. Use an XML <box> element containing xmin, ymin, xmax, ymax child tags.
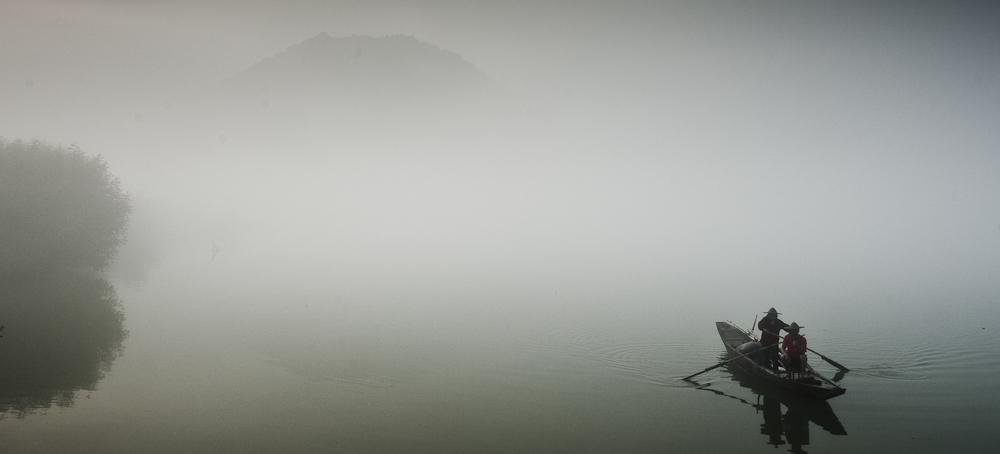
<box><xmin>0</xmin><ymin>139</ymin><xmax>131</xmax><ymax>276</ymax></box>
<box><xmin>0</xmin><ymin>139</ymin><xmax>131</xmax><ymax>416</ymax></box>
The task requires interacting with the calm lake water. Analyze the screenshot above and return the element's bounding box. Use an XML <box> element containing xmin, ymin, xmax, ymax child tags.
<box><xmin>1</xmin><ymin>255</ymin><xmax>997</xmax><ymax>454</ymax></box>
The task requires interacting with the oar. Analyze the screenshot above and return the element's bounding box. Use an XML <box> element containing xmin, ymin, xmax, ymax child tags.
<box><xmin>682</xmin><ymin>342</ymin><xmax>778</xmax><ymax>381</ymax></box>
<box><xmin>762</xmin><ymin>329</ymin><xmax>850</xmax><ymax>372</ymax></box>
<box><xmin>806</xmin><ymin>347</ymin><xmax>850</xmax><ymax>372</ymax></box>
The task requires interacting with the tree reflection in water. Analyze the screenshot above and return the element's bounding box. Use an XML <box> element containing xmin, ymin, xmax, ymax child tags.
<box><xmin>694</xmin><ymin>360</ymin><xmax>847</xmax><ymax>453</ymax></box>
<box><xmin>0</xmin><ymin>271</ymin><xmax>127</xmax><ymax>418</ymax></box>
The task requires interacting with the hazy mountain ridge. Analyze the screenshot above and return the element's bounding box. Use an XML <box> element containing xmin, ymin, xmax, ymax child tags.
<box><xmin>176</xmin><ymin>33</ymin><xmax>511</xmax><ymax>154</ymax></box>
<box><xmin>230</xmin><ymin>33</ymin><xmax>495</xmax><ymax>95</ymax></box>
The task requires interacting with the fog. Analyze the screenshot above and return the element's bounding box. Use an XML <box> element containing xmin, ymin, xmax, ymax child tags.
<box><xmin>3</xmin><ymin>0</ymin><xmax>1000</xmax><ymax>320</ymax></box>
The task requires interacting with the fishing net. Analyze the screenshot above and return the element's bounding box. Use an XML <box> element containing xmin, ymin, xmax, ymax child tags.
<box><xmin>736</xmin><ymin>341</ymin><xmax>767</xmax><ymax>367</ymax></box>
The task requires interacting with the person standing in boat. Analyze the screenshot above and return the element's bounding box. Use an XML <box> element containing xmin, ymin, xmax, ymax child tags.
<box><xmin>779</xmin><ymin>322</ymin><xmax>808</xmax><ymax>378</ymax></box>
<box><xmin>757</xmin><ymin>308</ymin><xmax>787</xmax><ymax>370</ymax></box>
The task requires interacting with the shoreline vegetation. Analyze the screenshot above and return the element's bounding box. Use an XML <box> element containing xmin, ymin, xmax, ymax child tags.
<box><xmin>0</xmin><ymin>139</ymin><xmax>131</xmax><ymax>416</ymax></box>
<box><xmin>0</xmin><ymin>139</ymin><xmax>131</xmax><ymax>278</ymax></box>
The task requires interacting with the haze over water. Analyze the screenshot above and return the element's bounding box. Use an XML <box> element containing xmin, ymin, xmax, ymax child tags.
<box><xmin>2</xmin><ymin>1</ymin><xmax>999</xmax><ymax>452</ymax></box>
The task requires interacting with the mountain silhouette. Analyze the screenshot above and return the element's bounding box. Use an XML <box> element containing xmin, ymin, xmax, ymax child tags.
<box><xmin>177</xmin><ymin>33</ymin><xmax>506</xmax><ymax>153</ymax></box>
<box><xmin>228</xmin><ymin>33</ymin><xmax>495</xmax><ymax>97</ymax></box>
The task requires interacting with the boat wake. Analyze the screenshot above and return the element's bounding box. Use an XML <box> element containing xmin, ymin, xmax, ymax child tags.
<box><xmin>851</xmin><ymin>365</ymin><xmax>928</xmax><ymax>381</ymax></box>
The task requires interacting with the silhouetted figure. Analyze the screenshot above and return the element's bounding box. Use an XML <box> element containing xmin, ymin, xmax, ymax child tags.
<box><xmin>760</xmin><ymin>395</ymin><xmax>786</xmax><ymax>448</ymax></box>
<box><xmin>211</xmin><ymin>241</ymin><xmax>222</xmax><ymax>262</ymax></box>
<box><xmin>783</xmin><ymin>404</ymin><xmax>811</xmax><ymax>453</ymax></box>
<box><xmin>759</xmin><ymin>393</ymin><xmax>812</xmax><ymax>453</ymax></box>
<box><xmin>758</xmin><ymin>308</ymin><xmax>788</xmax><ymax>370</ymax></box>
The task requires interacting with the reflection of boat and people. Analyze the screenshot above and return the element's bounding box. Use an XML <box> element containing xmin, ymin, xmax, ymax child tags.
<box><xmin>696</xmin><ymin>362</ymin><xmax>848</xmax><ymax>453</ymax></box>
<box><xmin>685</xmin><ymin>312</ymin><xmax>850</xmax><ymax>452</ymax></box>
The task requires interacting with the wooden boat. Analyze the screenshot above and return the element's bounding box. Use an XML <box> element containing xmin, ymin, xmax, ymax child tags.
<box><xmin>716</xmin><ymin>321</ymin><xmax>846</xmax><ymax>400</ymax></box>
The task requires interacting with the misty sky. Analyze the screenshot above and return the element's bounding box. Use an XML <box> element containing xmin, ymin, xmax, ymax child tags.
<box><xmin>2</xmin><ymin>0</ymin><xmax>999</xmax><ymax>311</ymax></box>
<box><xmin>4</xmin><ymin>0</ymin><xmax>997</xmax><ymax>146</ymax></box>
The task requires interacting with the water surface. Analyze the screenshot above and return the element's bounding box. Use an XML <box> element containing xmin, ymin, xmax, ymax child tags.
<box><xmin>1</xmin><ymin>260</ymin><xmax>997</xmax><ymax>453</ymax></box>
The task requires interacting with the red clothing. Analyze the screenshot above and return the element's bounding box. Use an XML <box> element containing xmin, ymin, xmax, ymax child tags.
<box><xmin>782</xmin><ymin>333</ymin><xmax>807</xmax><ymax>358</ymax></box>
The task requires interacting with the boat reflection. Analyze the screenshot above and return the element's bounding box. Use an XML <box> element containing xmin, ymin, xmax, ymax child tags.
<box><xmin>697</xmin><ymin>360</ymin><xmax>847</xmax><ymax>453</ymax></box>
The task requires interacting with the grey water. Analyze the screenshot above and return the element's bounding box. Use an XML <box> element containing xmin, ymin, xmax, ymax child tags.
<box><xmin>1</xmin><ymin>156</ymin><xmax>998</xmax><ymax>454</ymax></box>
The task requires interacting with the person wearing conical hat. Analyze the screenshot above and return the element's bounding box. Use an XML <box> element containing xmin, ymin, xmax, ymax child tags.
<box><xmin>757</xmin><ymin>308</ymin><xmax>788</xmax><ymax>370</ymax></box>
<box><xmin>779</xmin><ymin>322</ymin><xmax>808</xmax><ymax>378</ymax></box>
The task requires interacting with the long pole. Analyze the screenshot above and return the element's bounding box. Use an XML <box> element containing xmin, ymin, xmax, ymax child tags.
<box><xmin>682</xmin><ymin>342</ymin><xmax>778</xmax><ymax>381</ymax></box>
<box><xmin>805</xmin><ymin>347</ymin><xmax>850</xmax><ymax>372</ymax></box>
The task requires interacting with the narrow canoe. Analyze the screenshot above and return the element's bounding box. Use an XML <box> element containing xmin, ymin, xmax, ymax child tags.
<box><xmin>716</xmin><ymin>321</ymin><xmax>846</xmax><ymax>400</ymax></box>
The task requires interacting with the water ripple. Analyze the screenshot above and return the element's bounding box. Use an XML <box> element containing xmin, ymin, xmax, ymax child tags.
<box><xmin>851</xmin><ymin>364</ymin><xmax>929</xmax><ymax>381</ymax></box>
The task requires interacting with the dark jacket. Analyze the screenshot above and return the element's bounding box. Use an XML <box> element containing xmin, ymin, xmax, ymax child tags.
<box><xmin>758</xmin><ymin>317</ymin><xmax>788</xmax><ymax>346</ymax></box>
